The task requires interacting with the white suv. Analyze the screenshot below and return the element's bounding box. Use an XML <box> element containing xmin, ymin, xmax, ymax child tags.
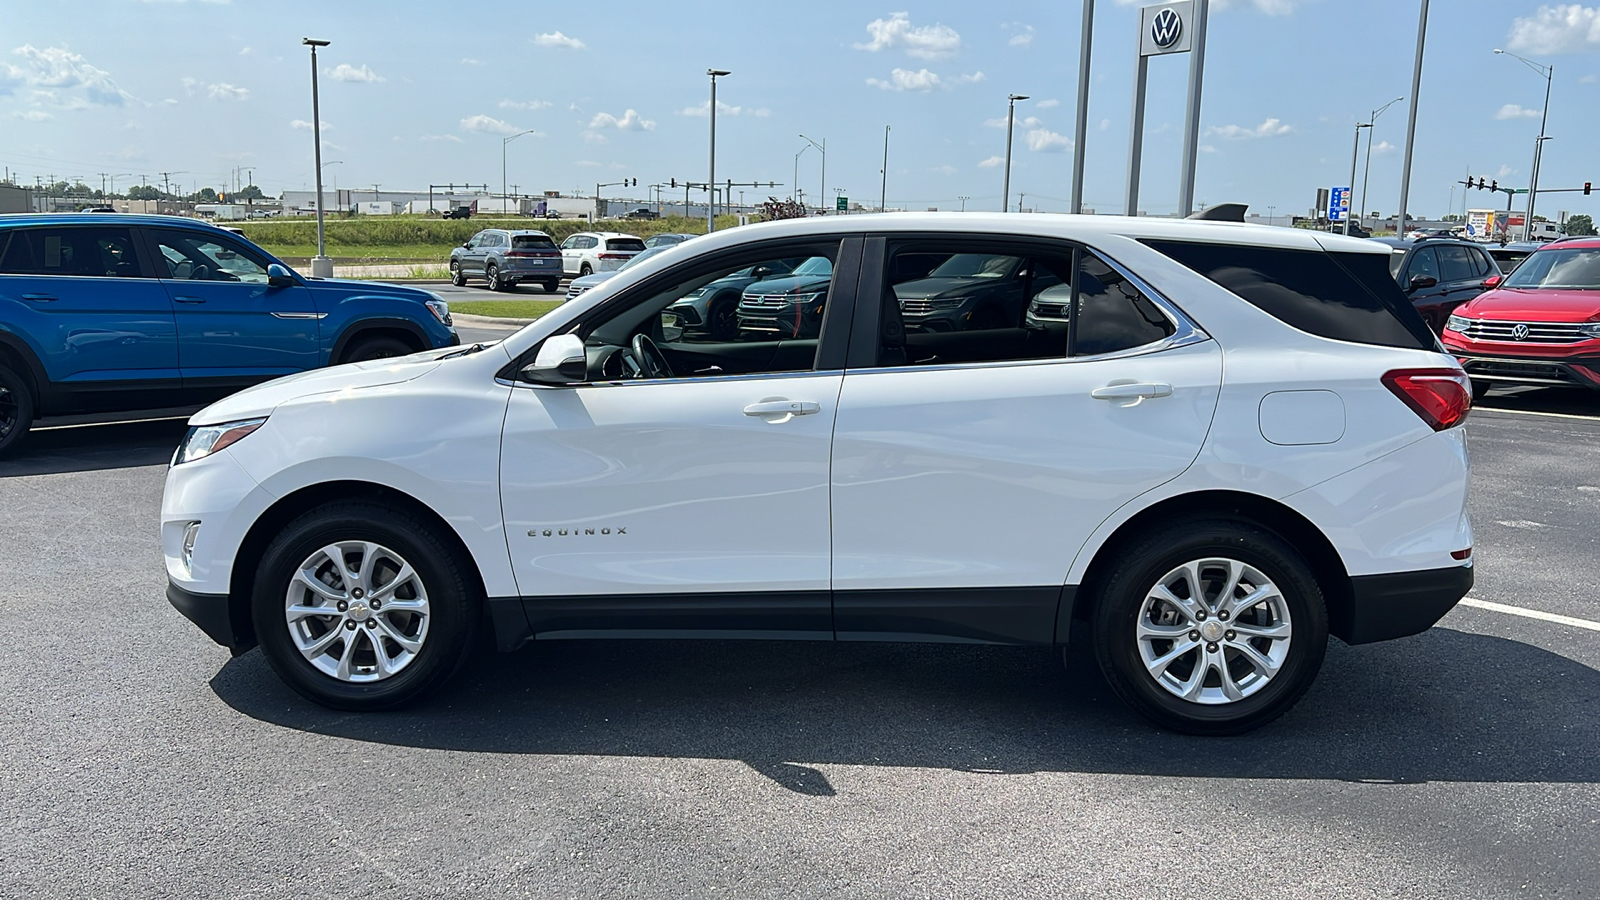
<box><xmin>559</xmin><ymin>231</ymin><xmax>644</xmax><ymax>277</ymax></box>
<box><xmin>162</xmin><ymin>213</ymin><xmax>1474</xmax><ymax>734</ymax></box>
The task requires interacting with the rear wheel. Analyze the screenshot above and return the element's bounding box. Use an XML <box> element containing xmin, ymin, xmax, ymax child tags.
<box><xmin>579</xmin><ymin>262</ymin><xmax>593</xmax><ymax>277</ymax></box>
<box><xmin>342</xmin><ymin>335</ymin><xmax>415</xmax><ymax>363</ymax></box>
<box><xmin>485</xmin><ymin>263</ymin><xmax>503</xmax><ymax>292</ymax></box>
<box><xmin>1090</xmin><ymin>518</ymin><xmax>1328</xmax><ymax>735</ymax></box>
<box><xmin>708</xmin><ymin>299</ymin><xmax>738</xmax><ymax>341</ymax></box>
<box><xmin>449</xmin><ymin>260</ymin><xmax>467</xmax><ymax>287</ymax></box>
<box><xmin>252</xmin><ymin>501</ymin><xmax>480</xmax><ymax>710</ymax></box>
<box><xmin>543</xmin><ymin>280</ymin><xmax>561</xmax><ymax>294</ymax></box>
<box><xmin>0</xmin><ymin>363</ymin><xmax>34</xmax><ymax>457</ymax></box>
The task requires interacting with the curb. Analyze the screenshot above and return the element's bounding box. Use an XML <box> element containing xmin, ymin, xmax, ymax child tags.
<box><xmin>452</xmin><ymin>312</ymin><xmax>538</xmax><ymax>326</ymax></box>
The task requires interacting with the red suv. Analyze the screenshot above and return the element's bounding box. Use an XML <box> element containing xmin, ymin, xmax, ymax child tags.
<box><xmin>1441</xmin><ymin>237</ymin><xmax>1600</xmax><ymax>398</ymax></box>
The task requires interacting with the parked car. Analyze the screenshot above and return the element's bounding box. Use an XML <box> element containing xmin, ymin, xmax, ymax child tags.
<box><xmin>449</xmin><ymin>229</ymin><xmax>562</xmax><ymax>293</ymax></box>
<box><xmin>644</xmin><ymin>233</ymin><xmax>696</xmax><ymax>250</ymax></box>
<box><xmin>1487</xmin><ymin>241</ymin><xmax>1543</xmax><ymax>274</ymax></box>
<box><xmin>667</xmin><ymin>257</ymin><xmax>802</xmax><ymax>340</ymax></box>
<box><xmin>562</xmin><ymin>245</ymin><xmax>676</xmax><ymax>302</ymax></box>
<box><xmin>1326</xmin><ymin>221</ymin><xmax>1372</xmax><ymax>239</ymax></box>
<box><xmin>1441</xmin><ymin>236</ymin><xmax>1600</xmax><ymax>397</ymax></box>
<box><xmin>0</xmin><ymin>213</ymin><xmax>458</xmax><ymax>456</ymax></box>
<box><xmin>735</xmin><ymin>256</ymin><xmax>835</xmax><ymax>337</ymax></box>
<box><xmin>441</xmin><ymin>206</ymin><xmax>473</xmax><ymax>220</ymax></box>
<box><xmin>893</xmin><ymin>253</ymin><xmax>1063</xmax><ymax>332</ymax></box>
<box><xmin>1373</xmin><ymin>236</ymin><xmax>1501</xmax><ymax>333</ymax></box>
<box><xmin>623</xmin><ymin>208</ymin><xmax>659</xmax><ymax>220</ymax></box>
<box><xmin>162</xmin><ymin>213</ymin><xmax>1474</xmax><ymax>735</ymax></box>
<box><xmin>560</xmin><ymin>231</ymin><xmax>645</xmax><ymax>277</ymax></box>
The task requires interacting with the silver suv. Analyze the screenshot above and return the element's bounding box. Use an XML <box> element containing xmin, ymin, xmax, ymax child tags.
<box><xmin>449</xmin><ymin>229</ymin><xmax>562</xmax><ymax>293</ymax></box>
<box><xmin>560</xmin><ymin>231</ymin><xmax>645</xmax><ymax>277</ymax></box>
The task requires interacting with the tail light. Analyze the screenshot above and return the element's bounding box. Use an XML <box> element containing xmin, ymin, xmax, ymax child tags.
<box><xmin>1381</xmin><ymin>368</ymin><xmax>1472</xmax><ymax>431</ymax></box>
<box><xmin>506</xmin><ymin>250</ymin><xmax>558</xmax><ymax>258</ymax></box>
<box><xmin>598</xmin><ymin>253</ymin><xmax>631</xmax><ymax>260</ymax></box>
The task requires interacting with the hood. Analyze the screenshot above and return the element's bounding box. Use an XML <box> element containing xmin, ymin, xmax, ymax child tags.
<box><xmin>1455</xmin><ymin>287</ymin><xmax>1600</xmax><ymax>322</ymax></box>
<box><xmin>303</xmin><ymin>277</ymin><xmax>438</xmax><ymax>305</ymax></box>
<box><xmin>742</xmin><ymin>274</ymin><xmax>830</xmax><ymax>296</ymax></box>
<box><xmin>190</xmin><ymin>350</ymin><xmax>450</xmax><ymax>424</ymax></box>
<box><xmin>893</xmin><ymin>275</ymin><xmax>1004</xmax><ymax>301</ymax></box>
<box><xmin>568</xmin><ymin>270</ymin><xmax>621</xmax><ymax>290</ymax></box>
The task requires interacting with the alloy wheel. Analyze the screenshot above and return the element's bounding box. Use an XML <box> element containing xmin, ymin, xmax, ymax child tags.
<box><xmin>284</xmin><ymin>541</ymin><xmax>431</xmax><ymax>682</ymax></box>
<box><xmin>1135</xmin><ymin>557</ymin><xmax>1293</xmax><ymax>704</ymax></box>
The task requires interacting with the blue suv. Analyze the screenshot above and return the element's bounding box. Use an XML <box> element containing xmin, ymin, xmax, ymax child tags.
<box><xmin>0</xmin><ymin>214</ymin><xmax>458</xmax><ymax>455</ymax></box>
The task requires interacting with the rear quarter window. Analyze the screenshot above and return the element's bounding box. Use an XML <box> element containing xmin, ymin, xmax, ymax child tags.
<box><xmin>1143</xmin><ymin>239</ymin><xmax>1436</xmax><ymax>351</ymax></box>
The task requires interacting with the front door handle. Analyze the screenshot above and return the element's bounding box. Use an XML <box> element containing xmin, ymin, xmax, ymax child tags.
<box><xmin>21</xmin><ymin>294</ymin><xmax>56</xmax><ymax>302</ymax></box>
<box><xmin>172</xmin><ymin>296</ymin><xmax>206</xmax><ymax>304</ymax></box>
<box><xmin>1091</xmin><ymin>382</ymin><xmax>1173</xmax><ymax>400</ymax></box>
<box><xmin>743</xmin><ymin>399</ymin><xmax>821</xmax><ymax>417</ymax></box>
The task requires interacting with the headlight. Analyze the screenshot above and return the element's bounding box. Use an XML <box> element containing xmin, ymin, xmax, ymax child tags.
<box><xmin>174</xmin><ymin>418</ymin><xmax>267</xmax><ymax>465</ymax></box>
<box><xmin>926</xmin><ymin>296</ymin><xmax>967</xmax><ymax>309</ymax></box>
<box><xmin>791</xmin><ymin>291</ymin><xmax>826</xmax><ymax>304</ymax></box>
<box><xmin>1580</xmin><ymin>322</ymin><xmax>1600</xmax><ymax>338</ymax></box>
<box><xmin>424</xmin><ymin>297</ymin><xmax>451</xmax><ymax>325</ymax></box>
<box><xmin>1445</xmin><ymin>315</ymin><xmax>1471</xmax><ymax>333</ymax></box>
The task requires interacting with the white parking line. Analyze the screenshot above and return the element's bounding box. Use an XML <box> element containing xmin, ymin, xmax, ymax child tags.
<box><xmin>1459</xmin><ymin>597</ymin><xmax>1600</xmax><ymax>633</ymax></box>
<box><xmin>1472</xmin><ymin>406</ymin><xmax>1600</xmax><ymax>423</ymax></box>
<box><xmin>34</xmin><ymin>414</ymin><xmax>192</xmax><ymax>432</ymax></box>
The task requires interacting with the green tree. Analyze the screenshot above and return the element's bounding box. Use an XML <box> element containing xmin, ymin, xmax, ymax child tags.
<box><xmin>1565</xmin><ymin>214</ymin><xmax>1595</xmax><ymax>236</ymax></box>
<box><xmin>234</xmin><ymin>184</ymin><xmax>266</xmax><ymax>200</ymax></box>
<box><xmin>126</xmin><ymin>185</ymin><xmax>164</xmax><ymax>201</ymax></box>
<box><xmin>188</xmin><ymin>187</ymin><xmax>218</xmax><ymax>203</ymax></box>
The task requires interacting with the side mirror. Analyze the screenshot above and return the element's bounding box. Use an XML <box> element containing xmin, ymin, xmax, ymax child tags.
<box><xmin>520</xmin><ymin>333</ymin><xmax>587</xmax><ymax>385</ymax></box>
<box><xmin>1483</xmin><ymin>274</ymin><xmax>1503</xmax><ymax>289</ymax></box>
<box><xmin>266</xmin><ymin>263</ymin><xmax>297</xmax><ymax>289</ymax></box>
<box><xmin>750</xmin><ymin>265</ymin><xmax>774</xmax><ymax>278</ymax></box>
<box><xmin>1408</xmin><ymin>274</ymin><xmax>1439</xmax><ymax>292</ymax></box>
<box><xmin>462</xmin><ymin>242</ymin><xmax>472</xmax><ymax>249</ymax></box>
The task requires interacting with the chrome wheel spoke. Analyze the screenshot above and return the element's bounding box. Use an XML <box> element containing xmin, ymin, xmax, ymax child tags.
<box><xmin>301</xmin><ymin>625</ymin><xmax>345</xmax><ymax>658</ymax></box>
<box><xmin>1178</xmin><ymin>651</ymin><xmax>1212</xmax><ymax>701</ymax></box>
<box><xmin>334</xmin><ymin>629</ymin><xmax>362</xmax><ymax>680</ymax></box>
<box><xmin>1230</xmin><ymin>620</ymin><xmax>1291</xmax><ymax>641</ymax></box>
<box><xmin>372</xmin><ymin>562</ymin><xmax>418</xmax><ymax>601</ymax></box>
<box><xmin>1136</xmin><ymin>556</ymin><xmax>1293</xmax><ymax>706</ymax></box>
<box><xmin>1148</xmin><ymin>583</ymin><xmax>1201</xmax><ymax>624</ymax></box>
<box><xmin>1221</xmin><ymin>584</ymin><xmax>1274</xmax><ymax>619</ymax></box>
<box><xmin>1146</xmin><ymin>639</ymin><xmax>1199</xmax><ymax>679</ymax></box>
<box><xmin>1229</xmin><ymin>640</ymin><xmax>1282</xmax><ymax>679</ymax></box>
<box><xmin>374</xmin><ymin>616</ymin><xmax>422</xmax><ymax>654</ymax></box>
<box><xmin>320</xmin><ymin>543</ymin><xmax>356</xmax><ymax>590</ymax></box>
<box><xmin>367</xmin><ymin>627</ymin><xmax>397</xmax><ymax>676</ymax></box>
<box><xmin>354</xmin><ymin>541</ymin><xmax>381</xmax><ymax>594</ymax></box>
<box><xmin>287</xmin><ymin>603</ymin><xmax>340</xmax><ymax>622</ymax></box>
<box><xmin>1216</xmin><ymin>655</ymin><xmax>1246</xmax><ymax>702</ymax></box>
<box><xmin>1137</xmin><ymin>620</ymin><xmax>1192</xmax><ymax>641</ymax></box>
<box><xmin>294</xmin><ymin>569</ymin><xmax>345</xmax><ymax>603</ymax></box>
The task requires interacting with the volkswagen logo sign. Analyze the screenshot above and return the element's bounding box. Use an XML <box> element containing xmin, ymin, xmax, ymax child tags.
<box><xmin>1512</xmin><ymin>323</ymin><xmax>1530</xmax><ymax>341</ymax></box>
<box><xmin>1151</xmin><ymin>8</ymin><xmax>1184</xmax><ymax>49</ymax></box>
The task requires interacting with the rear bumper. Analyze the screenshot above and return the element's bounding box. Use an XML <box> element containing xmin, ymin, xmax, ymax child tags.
<box><xmin>167</xmin><ymin>580</ymin><xmax>255</xmax><ymax>653</ymax></box>
<box><xmin>1335</xmin><ymin>565</ymin><xmax>1473</xmax><ymax>645</ymax></box>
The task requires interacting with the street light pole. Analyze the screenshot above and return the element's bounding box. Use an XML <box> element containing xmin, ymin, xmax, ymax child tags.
<box><xmin>1495</xmin><ymin>49</ymin><xmax>1553</xmax><ymax>240</ymax></box>
<box><xmin>502</xmin><ymin>129</ymin><xmax>537</xmax><ymax>215</ymax></box>
<box><xmin>794</xmin><ymin>144</ymin><xmax>810</xmax><ymax>204</ymax></box>
<box><xmin>800</xmin><ymin>134</ymin><xmax>825</xmax><ymax>213</ymax></box>
<box><xmin>1002</xmin><ymin>94</ymin><xmax>1028</xmax><ymax>212</ymax></box>
<box><xmin>303</xmin><ymin>37</ymin><xmax>333</xmax><ymax>278</ymax></box>
<box><xmin>1359</xmin><ymin>96</ymin><xmax>1405</xmax><ymax>225</ymax></box>
<box><xmin>958</xmin><ymin>195</ymin><xmax>970</xmax><ymax>212</ymax></box>
<box><xmin>1396</xmin><ymin>0</ymin><xmax>1429</xmax><ymax>242</ymax></box>
<box><xmin>880</xmin><ymin>125</ymin><xmax>890</xmax><ymax>212</ymax></box>
<box><xmin>1344</xmin><ymin>121</ymin><xmax>1369</xmax><ymax>236</ymax></box>
<box><xmin>706</xmin><ymin>69</ymin><xmax>730</xmax><ymax>232</ymax></box>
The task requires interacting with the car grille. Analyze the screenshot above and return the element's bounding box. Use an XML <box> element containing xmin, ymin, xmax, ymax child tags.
<box><xmin>565</xmin><ymin>284</ymin><xmax>593</xmax><ymax>301</ymax></box>
<box><xmin>899</xmin><ymin>299</ymin><xmax>938</xmax><ymax>315</ymax></box>
<box><xmin>1456</xmin><ymin>319</ymin><xmax>1592</xmax><ymax>343</ymax></box>
<box><xmin>1029</xmin><ymin>302</ymin><xmax>1070</xmax><ymax>319</ymax></box>
<box><xmin>740</xmin><ymin>294</ymin><xmax>790</xmax><ymax>311</ymax></box>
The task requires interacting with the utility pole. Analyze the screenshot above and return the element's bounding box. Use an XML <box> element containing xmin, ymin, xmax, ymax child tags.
<box><xmin>303</xmin><ymin>37</ymin><xmax>333</xmax><ymax>277</ymax></box>
<box><xmin>1071</xmin><ymin>0</ymin><xmax>1094</xmax><ymax>213</ymax></box>
<box><xmin>1003</xmin><ymin>94</ymin><xmax>1028</xmax><ymax>212</ymax></box>
<box><xmin>1344</xmin><ymin>121</ymin><xmax>1369</xmax><ymax>236</ymax></box>
<box><xmin>1396</xmin><ymin>0</ymin><xmax>1429</xmax><ymax>241</ymax></box>
<box><xmin>707</xmin><ymin>69</ymin><xmax>730</xmax><ymax>232</ymax></box>
<box><xmin>880</xmin><ymin>125</ymin><xmax>891</xmax><ymax>212</ymax></box>
<box><xmin>958</xmin><ymin>195</ymin><xmax>970</xmax><ymax>212</ymax></box>
<box><xmin>1359</xmin><ymin>96</ymin><xmax>1405</xmax><ymax>225</ymax></box>
<box><xmin>800</xmin><ymin>134</ymin><xmax>825</xmax><ymax>212</ymax></box>
<box><xmin>1495</xmin><ymin>48</ymin><xmax>1554</xmax><ymax>240</ymax></box>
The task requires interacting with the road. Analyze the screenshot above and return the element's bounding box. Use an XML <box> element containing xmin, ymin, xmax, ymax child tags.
<box><xmin>1</xmin><ymin>389</ymin><xmax>1596</xmax><ymax>898</ymax></box>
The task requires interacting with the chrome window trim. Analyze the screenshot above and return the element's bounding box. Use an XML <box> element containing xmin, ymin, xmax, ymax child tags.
<box><xmin>498</xmin><ymin>368</ymin><xmax>839</xmax><ymax>391</ymax></box>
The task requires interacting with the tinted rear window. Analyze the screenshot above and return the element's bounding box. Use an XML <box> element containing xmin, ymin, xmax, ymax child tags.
<box><xmin>1144</xmin><ymin>239</ymin><xmax>1435</xmax><ymax>351</ymax></box>
<box><xmin>512</xmin><ymin>235</ymin><xmax>557</xmax><ymax>250</ymax></box>
<box><xmin>607</xmin><ymin>239</ymin><xmax>646</xmax><ymax>252</ymax></box>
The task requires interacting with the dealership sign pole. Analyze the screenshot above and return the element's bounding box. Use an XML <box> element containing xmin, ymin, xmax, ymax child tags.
<box><xmin>1126</xmin><ymin>1</ymin><xmax>1204</xmax><ymax>217</ymax></box>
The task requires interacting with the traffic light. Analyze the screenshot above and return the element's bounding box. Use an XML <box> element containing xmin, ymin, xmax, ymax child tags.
<box><xmin>631</xmin><ymin>178</ymin><xmax>638</xmax><ymax>187</ymax></box>
<box><xmin>1474</xmin><ymin>178</ymin><xmax>1484</xmax><ymax>190</ymax></box>
<box><xmin>1490</xmin><ymin>180</ymin><xmax>1497</xmax><ymax>192</ymax></box>
<box><xmin>670</xmin><ymin>178</ymin><xmax>677</xmax><ymax>188</ymax></box>
<box><xmin>1586</xmin><ymin>182</ymin><xmax>1593</xmax><ymax>196</ymax></box>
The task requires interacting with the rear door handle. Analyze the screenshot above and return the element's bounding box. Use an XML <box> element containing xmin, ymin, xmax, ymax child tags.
<box><xmin>1091</xmin><ymin>382</ymin><xmax>1172</xmax><ymax>400</ymax></box>
<box><xmin>172</xmin><ymin>296</ymin><xmax>206</xmax><ymax>304</ymax></box>
<box><xmin>743</xmin><ymin>399</ymin><xmax>821</xmax><ymax>417</ymax></box>
<box><xmin>21</xmin><ymin>294</ymin><xmax>56</xmax><ymax>302</ymax></box>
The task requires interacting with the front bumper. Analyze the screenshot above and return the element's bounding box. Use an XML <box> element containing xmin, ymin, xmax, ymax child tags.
<box><xmin>1448</xmin><ymin>352</ymin><xmax>1600</xmax><ymax>390</ymax></box>
<box><xmin>168</xmin><ymin>580</ymin><xmax>254</xmax><ymax>653</ymax></box>
<box><xmin>1336</xmin><ymin>565</ymin><xmax>1473</xmax><ymax>645</ymax></box>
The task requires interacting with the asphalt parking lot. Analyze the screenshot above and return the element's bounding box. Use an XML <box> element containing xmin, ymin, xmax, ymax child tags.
<box><xmin>2</xmin><ymin>388</ymin><xmax>1597</xmax><ymax>898</ymax></box>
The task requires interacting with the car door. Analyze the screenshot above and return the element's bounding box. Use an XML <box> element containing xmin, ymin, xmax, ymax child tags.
<box><xmin>0</xmin><ymin>223</ymin><xmax>180</xmax><ymax>388</ymax></box>
<box><xmin>560</xmin><ymin>235</ymin><xmax>586</xmax><ymax>275</ymax></box>
<box><xmin>1401</xmin><ymin>246</ymin><xmax>1450</xmax><ymax>331</ymax></box>
<box><xmin>497</xmin><ymin>235</ymin><xmax>864</xmax><ymax>638</ymax></box>
<box><xmin>829</xmin><ymin>237</ymin><xmax>1221</xmax><ymax>645</ymax></box>
<box><xmin>1435</xmin><ymin>244</ymin><xmax>1487</xmax><ymax>321</ymax></box>
<box><xmin>460</xmin><ymin>231</ymin><xmax>487</xmax><ymax>276</ymax></box>
<box><xmin>146</xmin><ymin>227</ymin><xmax>321</xmax><ymax>383</ymax></box>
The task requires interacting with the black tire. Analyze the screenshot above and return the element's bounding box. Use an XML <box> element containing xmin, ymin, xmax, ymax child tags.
<box><xmin>342</xmin><ymin>335</ymin><xmax>415</xmax><ymax>363</ymax></box>
<box><xmin>252</xmin><ymin>501</ymin><xmax>481</xmax><ymax>710</ymax></box>
<box><xmin>449</xmin><ymin>260</ymin><xmax>467</xmax><ymax>287</ymax></box>
<box><xmin>1089</xmin><ymin>517</ymin><xmax>1329</xmax><ymax>735</ymax></box>
<box><xmin>0</xmin><ymin>363</ymin><xmax>35</xmax><ymax>457</ymax></box>
<box><xmin>485</xmin><ymin>263</ymin><xmax>503</xmax><ymax>292</ymax></box>
<box><xmin>579</xmin><ymin>262</ymin><xmax>593</xmax><ymax>277</ymax></box>
<box><xmin>708</xmin><ymin>299</ymin><xmax>738</xmax><ymax>341</ymax></box>
<box><xmin>1471</xmin><ymin>378</ymin><xmax>1491</xmax><ymax>401</ymax></box>
<box><xmin>543</xmin><ymin>280</ymin><xmax>561</xmax><ymax>294</ymax></box>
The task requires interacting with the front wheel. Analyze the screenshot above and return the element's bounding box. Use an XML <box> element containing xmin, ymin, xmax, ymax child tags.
<box><xmin>1090</xmin><ymin>518</ymin><xmax>1328</xmax><ymax>735</ymax></box>
<box><xmin>449</xmin><ymin>260</ymin><xmax>467</xmax><ymax>287</ymax></box>
<box><xmin>342</xmin><ymin>335</ymin><xmax>415</xmax><ymax>363</ymax></box>
<box><xmin>0</xmin><ymin>363</ymin><xmax>35</xmax><ymax>457</ymax></box>
<box><xmin>252</xmin><ymin>502</ymin><xmax>481</xmax><ymax>710</ymax></box>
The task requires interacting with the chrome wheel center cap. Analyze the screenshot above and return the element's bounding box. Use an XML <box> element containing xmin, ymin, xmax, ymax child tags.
<box><xmin>346</xmin><ymin>600</ymin><xmax>372</xmax><ymax>622</ymax></box>
<box><xmin>1199</xmin><ymin>620</ymin><xmax>1226</xmax><ymax>642</ymax></box>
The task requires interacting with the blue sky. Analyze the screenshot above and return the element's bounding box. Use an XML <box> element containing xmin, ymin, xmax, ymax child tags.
<box><xmin>2</xmin><ymin>0</ymin><xmax>1598</xmax><ymax>220</ymax></box>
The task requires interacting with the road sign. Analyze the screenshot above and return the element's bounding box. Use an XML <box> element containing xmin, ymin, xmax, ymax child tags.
<box><xmin>836</xmin><ymin>195</ymin><xmax>848</xmax><ymax>211</ymax></box>
<box><xmin>1328</xmin><ymin>186</ymin><xmax>1351</xmax><ymax>222</ymax></box>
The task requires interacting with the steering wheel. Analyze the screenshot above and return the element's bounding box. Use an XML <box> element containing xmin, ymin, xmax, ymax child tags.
<box><xmin>630</xmin><ymin>333</ymin><xmax>673</xmax><ymax>379</ymax></box>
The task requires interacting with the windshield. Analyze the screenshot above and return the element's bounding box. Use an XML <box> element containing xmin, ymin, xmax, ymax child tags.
<box><xmin>928</xmin><ymin>253</ymin><xmax>1018</xmax><ymax>279</ymax></box>
<box><xmin>791</xmin><ymin>256</ymin><xmax>832</xmax><ymax>277</ymax></box>
<box><xmin>1503</xmin><ymin>247</ymin><xmax>1600</xmax><ymax>289</ymax></box>
<box><xmin>619</xmin><ymin>246</ymin><xmax>670</xmax><ymax>270</ymax></box>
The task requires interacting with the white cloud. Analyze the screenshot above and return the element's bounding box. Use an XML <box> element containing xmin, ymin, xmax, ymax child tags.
<box><xmin>289</xmin><ymin>119</ymin><xmax>329</xmax><ymax>131</ymax></box>
<box><xmin>1200</xmin><ymin>144</ymin><xmax>1217</xmax><ymax>154</ymax></box>
<box><xmin>11</xmin><ymin>110</ymin><xmax>52</xmax><ymax>121</ymax></box>
<box><xmin>582</xmin><ymin>130</ymin><xmax>609</xmax><ymax>144</ymax></box>
<box><xmin>4</xmin><ymin>45</ymin><xmax>133</xmax><ymax>106</ymax></box>
<box><xmin>460</xmin><ymin>114</ymin><xmax>521</xmax><ymax>135</ymax></box>
<box><xmin>1372</xmin><ymin>140</ymin><xmax>1396</xmax><ymax>155</ymax></box>
<box><xmin>1099</xmin><ymin>117</ymin><xmax>1111</xmax><ymax>130</ymax></box>
<box><xmin>207</xmin><ymin>82</ymin><xmax>247</xmax><ymax>101</ymax></box>
<box><xmin>868</xmin><ymin>68</ymin><xmax>943</xmax><ymax>91</ymax></box>
<box><xmin>1036</xmin><ymin>98</ymin><xmax>1060</xmax><ymax>109</ymax></box>
<box><xmin>327</xmin><ymin>63</ymin><xmax>384</xmax><ymax>83</ymax></box>
<box><xmin>460</xmin><ymin>57</ymin><xmax>484</xmax><ymax>66</ymax></box>
<box><xmin>420</xmin><ymin>134</ymin><xmax>463</xmax><ymax>143</ymax></box>
<box><xmin>1498</xmin><ymin>164</ymin><xmax>1517</xmax><ymax>177</ymax></box>
<box><xmin>588</xmin><ymin>109</ymin><xmax>655</xmax><ymax>131</ymax></box>
<box><xmin>1580</xmin><ymin>73</ymin><xmax>1599</xmax><ymax>83</ymax></box>
<box><xmin>855</xmin><ymin>12</ymin><xmax>961</xmax><ymax>60</ymax></box>
<box><xmin>1507</xmin><ymin>5</ymin><xmax>1600</xmax><ymax>55</ymax></box>
<box><xmin>957</xmin><ymin>71</ymin><xmax>985</xmax><ymax>84</ymax></box>
<box><xmin>1026</xmin><ymin>128</ymin><xmax>1072</xmax><ymax>152</ymax></box>
<box><xmin>1495</xmin><ymin>103</ymin><xmax>1541</xmax><ymax>119</ymax></box>
<box><xmin>678</xmin><ymin>99</ymin><xmax>770</xmax><ymax>117</ymax></box>
<box><xmin>1206</xmin><ymin>117</ymin><xmax>1293</xmax><ymax>139</ymax></box>
<box><xmin>533</xmin><ymin>31</ymin><xmax>586</xmax><ymax>50</ymax></box>
<box><xmin>1008</xmin><ymin>24</ymin><xmax>1036</xmax><ymax>47</ymax></box>
<box><xmin>930</xmin><ymin>164</ymin><xmax>957</xmax><ymax>175</ymax></box>
<box><xmin>978</xmin><ymin>155</ymin><xmax>1005</xmax><ymax>168</ymax></box>
<box><xmin>499</xmin><ymin>99</ymin><xmax>552</xmax><ymax>110</ymax></box>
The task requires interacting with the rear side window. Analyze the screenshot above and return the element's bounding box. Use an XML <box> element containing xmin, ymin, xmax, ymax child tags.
<box><xmin>607</xmin><ymin>238</ymin><xmax>645</xmax><ymax>252</ymax></box>
<box><xmin>0</xmin><ymin>226</ymin><xmax>145</xmax><ymax>277</ymax></box>
<box><xmin>512</xmin><ymin>234</ymin><xmax>556</xmax><ymax>250</ymax></box>
<box><xmin>1144</xmin><ymin>239</ymin><xmax>1435</xmax><ymax>350</ymax></box>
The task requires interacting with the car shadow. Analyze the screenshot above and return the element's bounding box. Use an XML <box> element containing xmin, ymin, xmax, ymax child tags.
<box><xmin>211</xmin><ymin>626</ymin><xmax>1600</xmax><ymax>792</ymax></box>
<box><xmin>0</xmin><ymin>417</ymin><xmax>189</xmax><ymax>477</ymax></box>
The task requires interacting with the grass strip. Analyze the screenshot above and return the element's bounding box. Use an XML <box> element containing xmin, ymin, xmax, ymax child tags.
<box><xmin>449</xmin><ymin>300</ymin><xmax>564</xmax><ymax>320</ymax></box>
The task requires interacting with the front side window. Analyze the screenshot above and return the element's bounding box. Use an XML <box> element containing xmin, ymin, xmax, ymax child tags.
<box><xmin>0</xmin><ymin>226</ymin><xmax>144</xmax><ymax>277</ymax></box>
<box><xmin>1405</xmin><ymin>247</ymin><xmax>1441</xmax><ymax>283</ymax></box>
<box><xmin>1437</xmin><ymin>245</ymin><xmax>1478</xmax><ymax>283</ymax></box>
<box><xmin>1503</xmin><ymin>247</ymin><xmax>1600</xmax><ymax>289</ymax></box>
<box><xmin>152</xmin><ymin>230</ymin><xmax>270</xmax><ymax>283</ymax></box>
